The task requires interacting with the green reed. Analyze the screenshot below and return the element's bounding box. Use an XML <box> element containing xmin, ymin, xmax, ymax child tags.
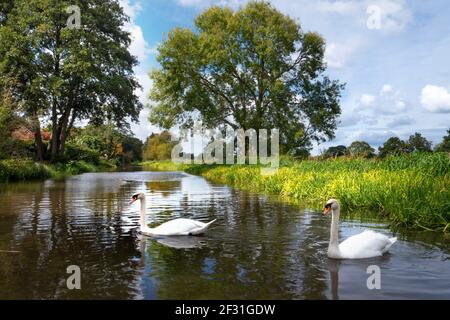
<box><xmin>176</xmin><ymin>153</ymin><xmax>449</xmax><ymax>231</ymax></box>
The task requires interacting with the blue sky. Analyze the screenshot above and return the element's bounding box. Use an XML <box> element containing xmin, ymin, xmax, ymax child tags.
<box><xmin>120</xmin><ymin>0</ymin><xmax>450</xmax><ymax>154</ymax></box>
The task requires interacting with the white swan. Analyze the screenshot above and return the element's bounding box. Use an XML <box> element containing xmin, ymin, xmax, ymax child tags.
<box><xmin>129</xmin><ymin>193</ymin><xmax>217</xmax><ymax>236</ymax></box>
<box><xmin>323</xmin><ymin>199</ymin><xmax>397</xmax><ymax>259</ymax></box>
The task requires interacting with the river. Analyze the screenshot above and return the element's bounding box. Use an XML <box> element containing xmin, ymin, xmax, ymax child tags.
<box><xmin>0</xmin><ymin>169</ymin><xmax>449</xmax><ymax>299</ymax></box>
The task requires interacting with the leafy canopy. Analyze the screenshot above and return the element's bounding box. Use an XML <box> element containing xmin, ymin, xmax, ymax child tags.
<box><xmin>0</xmin><ymin>0</ymin><xmax>142</xmax><ymax>161</ymax></box>
<box><xmin>149</xmin><ymin>1</ymin><xmax>344</xmax><ymax>154</ymax></box>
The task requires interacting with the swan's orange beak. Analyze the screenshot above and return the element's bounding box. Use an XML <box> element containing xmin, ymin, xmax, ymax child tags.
<box><xmin>323</xmin><ymin>207</ymin><xmax>331</xmax><ymax>215</ymax></box>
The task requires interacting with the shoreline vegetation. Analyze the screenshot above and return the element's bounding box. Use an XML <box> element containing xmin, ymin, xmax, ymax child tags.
<box><xmin>141</xmin><ymin>152</ymin><xmax>450</xmax><ymax>232</ymax></box>
<box><xmin>0</xmin><ymin>159</ymin><xmax>115</xmax><ymax>182</ymax></box>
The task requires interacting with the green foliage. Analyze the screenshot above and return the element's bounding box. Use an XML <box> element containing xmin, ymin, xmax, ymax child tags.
<box><xmin>0</xmin><ymin>92</ymin><xmax>28</xmax><ymax>159</ymax></box>
<box><xmin>122</xmin><ymin>136</ymin><xmax>144</xmax><ymax>164</ymax></box>
<box><xmin>347</xmin><ymin>141</ymin><xmax>375</xmax><ymax>158</ymax></box>
<box><xmin>156</xmin><ymin>152</ymin><xmax>449</xmax><ymax>231</ymax></box>
<box><xmin>149</xmin><ymin>1</ymin><xmax>344</xmax><ymax>153</ymax></box>
<box><xmin>322</xmin><ymin>145</ymin><xmax>347</xmax><ymax>158</ymax></box>
<box><xmin>142</xmin><ymin>131</ymin><xmax>176</xmax><ymax>161</ymax></box>
<box><xmin>407</xmin><ymin>132</ymin><xmax>432</xmax><ymax>152</ymax></box>
<box><xmin>435</xmin><ymin>129</ymin><xmax>450</xmax><ymax>152</ymax></box>
<box><xmin>0</xmin><ymin>0</ymin><xmax>142</xmax><ymax>161</ymax></box>
<box><xmin>0</xmin><ymin>158</ymin><xmax>105</xmax><ymax>182</ymax></box>
<box><xmin>378</xmin><ymin>136</ymin><xmax>410</xmax><ymax>157</ymax></box>
<box><xmin>0</xmin><ymin>159</ymin><xmax>52</xmax><ymax>181</ymax></box>
<box><xmin>141</xmin><ymin>160</ymin><xmax>186</xmax><ymax>172</ymax></box>
<box><xmin>68</xmin><ymin>124</ymin><xmax>143</xmax><ymax>165</ymax></box>
<box><xmin>64</xmin><ymin>143</ymin><xmax>100</xmax><ymax>165</ymax></box>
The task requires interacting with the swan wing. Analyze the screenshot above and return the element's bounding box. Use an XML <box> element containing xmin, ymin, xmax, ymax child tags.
<box><xmin>147</xmin><ymin>218</ymin><xmax>216</xmax><ymax>236</ymax></box>
<box><xmin>339</xmin><ymin>230</ymin><xmax>397</xmax><ymax>259</ymax></box>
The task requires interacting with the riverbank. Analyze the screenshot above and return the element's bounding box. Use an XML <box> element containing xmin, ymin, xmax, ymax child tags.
<box><xmin>0</xmin><ymin>159</ymin><xmax>115</xmax><ymax>182</ymax></box>
<box><xmin>142</xmin><ymin>153</ymin><xmax>450</xmax><ymax>231</ymax></box>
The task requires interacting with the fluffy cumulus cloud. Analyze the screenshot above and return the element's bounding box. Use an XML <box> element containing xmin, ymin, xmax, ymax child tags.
<box><xmin>420</xmin><ymin>85</ymin><xmax>450</xmax><ymax>113</ymax></box>
<box><xmin>119</xmin><ymin>0</ymin><xmax>153</xmax><ymax>63</ymax></box>
<box><xmin>360</xmin><ymin>94</ymin><xmax>376</xmax><ymax>107</ymax></box>
<box><xmin>336</xmin><ymin>84</ymin><xmax>411</xmax><ymax>134</ymax></box>
<box><xmin>325</xmin><ymin>38</ymin><xmax>365</xmax><ymax>69</ymax></box>
<box><xmin>366</xmin><ymin>0</ymin><xmax>412</xmax><ymax>32</ymax></box>
<box><xmin>359</xmin><ymin>84</ymin><xmax>408</xmax><ymax>115</ymax></box>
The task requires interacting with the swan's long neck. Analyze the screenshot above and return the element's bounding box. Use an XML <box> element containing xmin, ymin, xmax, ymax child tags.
<box><xmin>329</xmin><ymin>207</ymin><xmax>340</xmax><ymax>253</ymax></box>
<box><xmin>139</xmin><ymin>197</ymin><xmax>147</xmax><ymax>229</ymax></box>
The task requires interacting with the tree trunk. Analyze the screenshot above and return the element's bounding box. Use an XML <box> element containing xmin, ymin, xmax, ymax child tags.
<box><xmin>50</xmin><ymin>27</ymin><xmax>61</xmax><ymax>162</ymax></box>
<box><xmin>50</xmin><ymin>99</ymin><xmax>59</xmax><ymax>162</ymax></box>
<box><xmin>57</xmin><ymin>109</ymin><xmax>76</xmax><ymax>158</ymax></box>
<box><xmin>31</xmin><ymin>114</ymin><xmax>44</xmax><ymax>162</ymax></box>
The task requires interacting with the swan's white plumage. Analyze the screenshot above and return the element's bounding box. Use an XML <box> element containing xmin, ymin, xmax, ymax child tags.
<box><xmin>132</xmin><ymin>193</ymin><xmax>216</xmax><ymax>236</ymax></box>
<box><xmin>325</xmin><ymin>199</ymin><xmax>397</xmax><ymax>259</ymax></box>
<box><xmin>337</xmin><ymin>230</ymin><xmax>397</xmax><ymax>259</ymax></box>
<box><xmin>141</xmin><ymin>218</ymin><xmax>216</xmax><ymax>236</ymax></box>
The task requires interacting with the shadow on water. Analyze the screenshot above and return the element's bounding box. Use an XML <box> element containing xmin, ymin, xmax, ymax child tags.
<box><xmin>0</xmin><ymin>170</ymin><xmax>449</xmax><ymax>299</ymax></box>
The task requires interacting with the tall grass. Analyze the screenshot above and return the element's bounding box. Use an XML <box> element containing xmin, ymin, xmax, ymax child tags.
<box><xmin>141</xmin><ymin>160</ymin><xmax>188</xmax><ymax>172</ymax></box>
<box><xmin>0</xmin><ymin>159</ymin><xmax>106</xmax><ymax>182</ymax></box>
<box><xmin>169</xmin><ymin>153</ymin><xmax>449</xmax><ymax>231</ymax></box>
<box><xmin>0</xmin><ymin>159</ymin><xmax>52</xmax><ymax>181</ymax></box>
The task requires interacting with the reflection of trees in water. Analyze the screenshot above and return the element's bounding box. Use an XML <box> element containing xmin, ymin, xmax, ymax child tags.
<box><xmin>146</xmin><ymin>180</ymin><xmax>181</xmax><ymax>198</ymax></box>
<box><xmin>0</xmin><ymin>178</ymin><xmax>144</xmax><ymax>299</ymax></box>
<box><xmin>145</xmin><ymin>190</ymin><xmax>329</xmax><ymax>299</ymax></box>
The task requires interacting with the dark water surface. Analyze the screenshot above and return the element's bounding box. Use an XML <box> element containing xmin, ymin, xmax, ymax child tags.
<box><xmin>0</xmin><ymin>170</ymin><xmax>449</xmax><ymax>299</ymax></box>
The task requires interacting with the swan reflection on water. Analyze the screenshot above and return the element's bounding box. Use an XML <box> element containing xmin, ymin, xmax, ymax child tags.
<box><xmin>327</xmin><ymin>253</ymin><xmax>393</xmax><ymax>300</ymax></box>
<box><xmin>136</xmin><ymin>231</ymin><xmax>206</xmax><ymax>250</ymax></box>
<box><xmin>153</xmin><ymin>235</ymin><xmax>207</xmax><ymax>249</ymax></box>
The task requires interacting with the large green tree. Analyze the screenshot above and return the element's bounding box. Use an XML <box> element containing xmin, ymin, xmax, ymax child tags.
<box><xmin>0</xmin><ymin>0</ymin><xmax>142</xmax><ymax>161</ymax></box>
<box><xmin>407</xmin><ymin>132</ymin><xmax>432</xmax><ymax>152</ymax></box>
<box><xmin>143</xmin><ymin>131</ymin><xmax>176</xmax><ymax>161</ymax></box>
<box><xmin>149</xmin><ymin>1</ymin><xmax>344</xmax><ymax>154</ymax></box>
<box><xmin>378</xmin><ymin>137</ymin><xmax>410</xmax><ymax>157</ymax></box>
<box><xmin>322</xmin><ymin>145</ymin><xmax>347</xmax><ymax>158</ymax></box>
<box><xmin>348</xmin><ymin>141</ymin><xmax>375</xmax><ymax>158</ymax></box>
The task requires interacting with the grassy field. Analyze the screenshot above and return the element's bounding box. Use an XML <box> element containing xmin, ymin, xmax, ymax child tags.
<box><xmin>0</xmin><ymin>159</ymin><xmax>114</xmax><ymax>182</ymax></box>
<box><xmin>142</xmin><ymin>153</ymin><xmax>450</xmax><ymax>231</ymax></box>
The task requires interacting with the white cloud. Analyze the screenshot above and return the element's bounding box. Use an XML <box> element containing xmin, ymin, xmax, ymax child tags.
<box><xmin>135</xmin><ymin>74</ymin><xmax>153</xmax><ymax>105</ymax></box>
<box><xmin>360</xmin><ymin>94</ymin><xmax>376</xmax><ymax>106</ymax></box>
<box><xmin>119</xmin><ymin>0</ymin><xmax>153</xmax><ymax>63</ymax></box>
<box><xmin>381</xmin><ymin>84</ymin><xmax>393</xmax><ymax>93</ymax></box>
<box><xmin>420</xmin><ymin>84</ymin><xmax>450</xmax><ymax>113</ymax></box>
<box><xmin>366</xmin><ymin>0</ymin><xmax>412</xmax><ymax>33</ymax></box>
<box><xmin>316</xmin><ymin>1</ymin><xmax>359</xmax><ymax>14</ymax></box>
<box><xmin>325</xmin><ymin>39</ymin><xmax>364</xmax><ymax>68</ymax></box>
<box><xmin>119</xmin><ymin>0</ymin><xmax>142</xmax><ymax>20</ymax></box>
<box><xmin>359</xmin><ymin>85</ymin><xmax>408</xmax><ymax>115</ymax></box>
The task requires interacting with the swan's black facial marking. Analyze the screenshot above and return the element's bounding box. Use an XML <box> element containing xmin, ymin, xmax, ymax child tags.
<box><xmin>323</xmin><ymin>202</ymin><xmax>332</xmax><ymax>214</ymax></box>
<box><xmin>130</xmin><ymin>194</ymin><xmax>140</xmax><ymax>204</ymax></box>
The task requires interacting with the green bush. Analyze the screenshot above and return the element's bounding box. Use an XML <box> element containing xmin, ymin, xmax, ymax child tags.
<box><xmin>0</xmin><ymin>159</ymin><xmax>52</xmax><ymax>181</ymax></box>
<box><xmin>64</xmin><ymin>143</ymin><xmax>100</xmax><ymax>165</ymax></box>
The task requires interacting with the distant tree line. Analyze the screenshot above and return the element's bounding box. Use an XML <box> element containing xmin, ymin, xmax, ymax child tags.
<box><xmin>322</xmin><ymin>130</ymin><xmax>450</xmax><ymax>159</ymax></box>
<box><xmin>142</xmin><ymin>131</ymin><xmax>176</xmax><ymax>161</ymax></box>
